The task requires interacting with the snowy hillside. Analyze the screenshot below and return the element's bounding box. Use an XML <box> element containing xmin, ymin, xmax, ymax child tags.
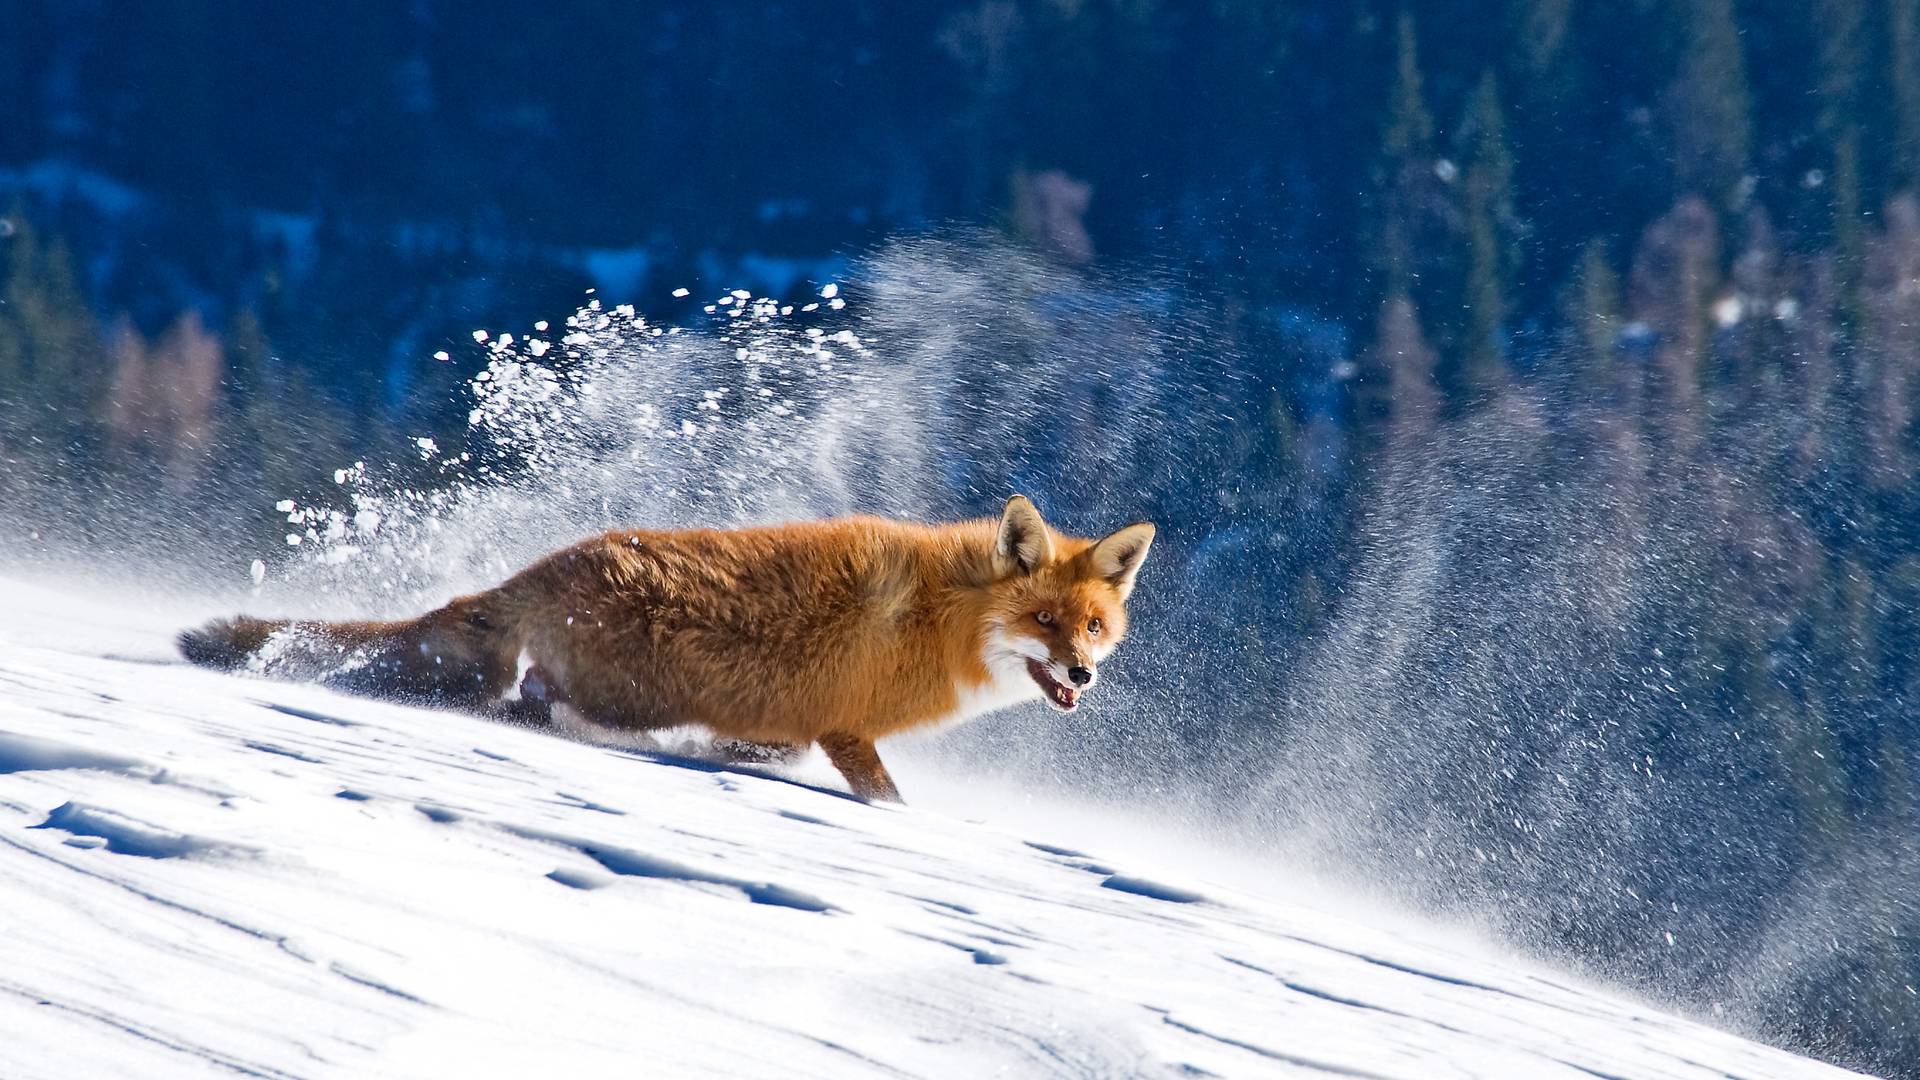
<box><xmin>0</xmin><ymin>576</ymin><xmax>1868</xmax><ymax>1080</ymax></box>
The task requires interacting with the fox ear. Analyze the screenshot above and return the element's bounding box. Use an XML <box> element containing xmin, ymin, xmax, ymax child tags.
<box><xmin>993</xmin><ymin>494</ymin><xmax>1055</xmax><ymax>576</ymax></box>
<box><xmin>1089</xmin><ymin>522</ymin><xmax>1156</xmax><ymax>599</ymax></box>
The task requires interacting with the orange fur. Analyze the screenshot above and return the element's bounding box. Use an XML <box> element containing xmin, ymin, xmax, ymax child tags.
<box><xmin>180</xmin><ymin>496</ymin><xmax>1155</xmax><ymax>802</ymax></box>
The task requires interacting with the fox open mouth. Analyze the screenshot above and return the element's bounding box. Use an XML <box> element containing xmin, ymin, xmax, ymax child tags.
<box><xmin>1026</xmin><ymin>658</ymin><xmax>1081</xmax><ymax>712</ymax></box>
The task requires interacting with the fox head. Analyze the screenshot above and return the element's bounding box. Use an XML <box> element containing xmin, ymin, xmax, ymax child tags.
<box><xmin>980</xmin><ymin>494</ymin><xmax>1156</xmax><ymax>713</ymax></box>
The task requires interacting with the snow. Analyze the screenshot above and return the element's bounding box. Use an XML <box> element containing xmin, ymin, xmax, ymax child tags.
<box><xmin>0</xmin><ymin>576</ymin><xmax>1866</xmax><ymax>1080</ymax></box>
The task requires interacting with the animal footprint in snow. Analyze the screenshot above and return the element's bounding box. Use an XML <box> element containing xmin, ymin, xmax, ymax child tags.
<box><xmin>1100</xmin><ymin>875</ymin><xmax>1206</xmax><ymax>904</ymax></box>
<box><xmin>507</xmin><ymin>825</ymin><xmax>835</xmax><ymax>912</ymax></box>
<box><xmin>34</xmin><ymin>802</ymin><xmax>253</xmax><ymax>860</ymax></box>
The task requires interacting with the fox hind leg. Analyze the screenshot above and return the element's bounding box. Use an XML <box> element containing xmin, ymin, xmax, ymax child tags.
<box><xmin>711</xmin><ymin>739</ymin><xmax>807</xmax><ymax>766</ymax></box>
<box><xmin>818</xmin><ymin>733</ymin><xmax>902</xmax><ymax>803</ymax></box>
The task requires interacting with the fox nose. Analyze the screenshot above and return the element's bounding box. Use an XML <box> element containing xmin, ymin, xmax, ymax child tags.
<box><xmin>1067</xmin><ymin>666</ymin><xmax>1093</xmax><ymax>687</ymax></box>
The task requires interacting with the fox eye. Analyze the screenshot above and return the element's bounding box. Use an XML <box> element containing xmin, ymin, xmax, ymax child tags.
<box><xmin>1035</xmin><ymin>610</ymin><xmax>1054</xmax><ymax>626</ymax></box>
<box><xmin>1087</xmin><ymin>618</ymin><xmax>1103</xmax><ymax>636</ymax></box>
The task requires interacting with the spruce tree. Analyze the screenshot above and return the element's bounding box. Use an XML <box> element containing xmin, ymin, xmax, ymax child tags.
<box><xmin>1817</xmin><ymin>0</ymin><xmax>1869</xmax><ymax>329</ymax></box>
<box><xmin>1</xmin><ymin>216</ymin><xmax>107</xmax><ymax>445</ymax></box>
<box><xmin>1831</xmin><ymin>128</ymin><xmax>1868</xmax><ymax>333</ymax></box>
<box><xmin>1565</xmin><ymin>239</ymin><xmax>1621</xmax><ymax>400</ymax></box>
<box><xmin>225</xmin><ymin>308</ymin><xmax>350</xmax><ymax>543</ymax></box>
<box><xmin>1458</xmin><ymin>72</ymin><xmax>1519</xmax><ymax>401</ymax></box>
<box><xmin>1375</xmin><ymin>291</ymin><xmax>1441</xmax><ymax>442</ymax></box>
<box><xmin>1893</xmin><ymin>0</ymin><xmax>1920</xmax><ymax>190</ymax></box>
<box><xmin>1513</xmin><ymin>0</ymin><xmax>1574</xmax><ymax>90</ymax></box>
<box><xmin>1375</xmin><ymin>9</ymin><xmax>1438</xmax><ymax>300</ymax></box>
<box><xmin>1671</xmin><ymin>0</ymin><xmax>1755</xmax><ymax>207</ymax></box>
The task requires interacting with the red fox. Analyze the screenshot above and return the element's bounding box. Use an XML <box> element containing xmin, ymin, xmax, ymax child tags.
<box><xmin>180</xmin><ymin>496</ymin><xmax>1155</xmax><ymax>802</ymax></box>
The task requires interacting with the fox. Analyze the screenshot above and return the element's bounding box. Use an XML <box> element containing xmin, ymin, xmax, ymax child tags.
<box><xmin>178</xmin><ymin>496</ymin><xmax>1155</xmax><ymax>802</ymax></box>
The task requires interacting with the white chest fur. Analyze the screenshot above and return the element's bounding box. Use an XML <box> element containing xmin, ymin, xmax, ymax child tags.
<box><xmin>948</xmin><ymin>667</ymin><xmax>1041</xmax><ymax>724</ymax></box>
<box><xmin>939</xmin><ymin>631</ymin><xmax>1044</xmax><ymax>727</ymax></box>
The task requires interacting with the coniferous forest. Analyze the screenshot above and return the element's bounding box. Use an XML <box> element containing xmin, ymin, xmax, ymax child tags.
<box><xmin>3</xmin><ymin>3</ymin><xmax>1919</xmax><ymax>1075</ymax></box>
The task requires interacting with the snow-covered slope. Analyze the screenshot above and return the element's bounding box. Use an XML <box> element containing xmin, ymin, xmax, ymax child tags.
<box><xmin>0</xmin><ymin>576</ymin><xmax>1867</xmax><ymax>1079</ymax></box>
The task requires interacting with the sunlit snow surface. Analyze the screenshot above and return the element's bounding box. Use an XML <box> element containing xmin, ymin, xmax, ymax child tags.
<box><xmin>0</xmin><ymin>578</ymin><xmax>1864</xmax><ymax>1079</ymax></box>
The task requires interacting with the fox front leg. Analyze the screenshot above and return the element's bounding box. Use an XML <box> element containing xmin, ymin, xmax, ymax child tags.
<box><xmin>817</xmin><ymin>733</ymin><xmax>903</xmax><ymax>803</ymax></box>
<box><xmin>486</xmin><ymin>662</ymin><xmax>570</xmax><ymax>729</ymax></box>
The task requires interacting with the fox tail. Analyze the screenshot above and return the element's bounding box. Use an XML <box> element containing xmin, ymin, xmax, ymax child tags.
<box><xmin>178</xmin><ymin>597</ymin><xmax>514</xmax><ymax>708</ymax></box>
<box><xmin>178</xmin><ymin>616</ymin><xmax>398</xmax><ymax>671</ymax></box>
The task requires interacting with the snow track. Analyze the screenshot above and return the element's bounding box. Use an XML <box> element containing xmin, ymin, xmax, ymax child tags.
<box><xmin>0</xmin><ymin>578</ymin><xmax>1866</xmax><ymax>1079</ymax></box>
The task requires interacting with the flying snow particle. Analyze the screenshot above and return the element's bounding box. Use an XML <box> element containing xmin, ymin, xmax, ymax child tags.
<box><xmin>250</xmin><ymin>559</ymin><xmax>266</xmax><ymax>585</ymax></box>
<box><xmin>820</xmin><ymin>283</ymin><xmax>839</xmax><ymax>298</ymax></box>
<box><xmin>1712</xmin><ymin>295</ymin><xmax>1743</xmax><ymax>328</ymax></box>
<box><xmin>672</xmin><ymin>288</ymin><xmax>690</xmax><ymax>298</ymax></box>
<box><xmin>275</xmin><ymin>499</ymin><xmax>297</xmax><ymax>512</ymax></box>
<box><xmin>433</xmin><ymin>350</ymin><xmax>450</xmax><ymax>362</ymax></box>
<box><xmin>473</xmin><ymin>330</ymin><xmax>489</xmax><ymax>342</ymax></box>
<box><xmin>535</xmin><ymin>320</ymin><xmax>549</xmax><ymax>332</ymax></box>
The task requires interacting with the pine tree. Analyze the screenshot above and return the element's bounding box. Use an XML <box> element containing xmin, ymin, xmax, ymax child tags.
<box><xmin>1831</xmin><ymin>128</ymin><xmax>1869</xmax><ymax>333</ymax></box>
<box><xmin>1513</xmin><ymin>0</ymin><xmax>1574</xmax><ymax>92</ymax></box>
<box><xmin>1457</xmin><ymin>72</ymin><xmax>1519</xmax><ymax>401</ymax></box>
<box><xmin>1817</xmin><ymin>0</ymin><xmax>1869</xmax><ymax>329</ymax></box>
<box><xmin>229</xmin><ymin>308</ymin><xmax>301</xmax><ymax>510</ymax></box>
<box><xmin>1505</xmin><ymin>0</ymin><xmax>1590</xmax><ymax>283</ymax></box>
<box><xmin>1627</xmin><ymin>197</ymin><xmax>1720</xmax><ymax>445</ymax></box>
<box><xmin>1565</xmin><ymin>239</ymin><xmax>1621</xmax><ymax>400</ymax></box>
<box><xmin>0</xmin><ymin>222</ymin><xmax>21</xmax><ymax>394</ymax></box>
<box><xmin>1374</xmin><ymin>9</ymin><xmax>1439</xmax><ymax>300</ymax></box>
<box><xmin>1893</xmin><ymin>0</ymin><xmax>1920</xmax><ymax>191</ymax></box>
<box><xmin>0</xmin><ymin>215</ymin><xmax>108</xmax><ymax>445</ymax></box>
<box><xmin>1375</xmin><ymin>291</ymin><xmax>1441</xmax><ymax>442</ymax></box>
<box><xmin>224</xmin><ymin>308</ymin><xmax>349</xmax><ymax>543</ymax></box>
<box><xmin>1670</xmin><ymin>0</ymin><xmax>1755</xmax><ymax>207</ymax></box>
